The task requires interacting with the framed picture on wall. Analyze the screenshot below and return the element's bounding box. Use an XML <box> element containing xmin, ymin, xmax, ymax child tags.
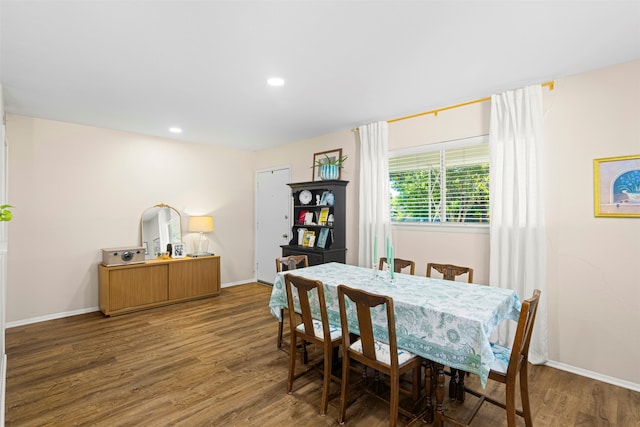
<box><xmin>171</xmin><ymin>242</ymin><xmax>186</xmax><ymax>258</ymax></box>
<box><xmin>594</xmin><ymin>154</ymin><xmax>640</xmax><ymax>218</ymax></box>
<box><xmin>312</xmin><ymin>149</ymin><xmax>343</xmax><ymax>181</ymax></box>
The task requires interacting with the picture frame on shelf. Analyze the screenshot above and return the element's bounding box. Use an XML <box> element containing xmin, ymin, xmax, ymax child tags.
<box><xmin>319</xmin><ymin>191</ymin><xmax>329</xmax><ymax>205</ymax></box>
<box><xmin>171</xmin><ymin>242</ymin><xmax>186</xmax><ymax>258</ymax></box>
<box><xmin>302</xmin><ymin>230</ymin><xmax>316</xmax><ymax>247</ymax></box>
<box><xmin>312</xmin><ymin>149</ymin><xmax>343</xmax><ymax>181</ymax></box>
<box><xmin>594</xmin><ymin>154</ymin><xmax>640</xmax><ymax>218</ymax></box>
<box><xmin>317</xmin><ymin>228</ymin><xmax>330</xmax><ymax>249</ymax></box>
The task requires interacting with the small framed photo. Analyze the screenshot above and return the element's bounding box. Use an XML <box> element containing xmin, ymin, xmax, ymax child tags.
<box><xmin>319</xmin><ymin>191</ymin><xmax>329</xmax><ymax>205</ymax></box>
<box><xmin>171</xmin><ymin>242</ymin><xmax>186</xmax><ymax>258</ymax></box>
<box><xmin>312</xmin><ymin>149</ymin><xmax>342</xmax><ymax>181</ymax></box>
<box><xmin>594</xmin><ymin>154</ymin><xmax>640</xmax><ymax>217</ymax></box>
<box><xmin>302</xmin><ymin>230</ymin><xmax>316</xmax><ymax>247</ymax></box>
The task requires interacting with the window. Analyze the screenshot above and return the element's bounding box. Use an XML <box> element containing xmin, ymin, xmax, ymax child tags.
<box><xmin>389</xmin><ymin>136</ymin><xmax>489</xmax><ymax>224</ymax></box>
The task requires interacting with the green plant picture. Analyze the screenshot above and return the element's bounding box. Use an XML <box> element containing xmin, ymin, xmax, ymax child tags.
<box><xmin>594</xmin><ymin>154</ymin><xmax>640</xmax><ymax>217</ymax></box>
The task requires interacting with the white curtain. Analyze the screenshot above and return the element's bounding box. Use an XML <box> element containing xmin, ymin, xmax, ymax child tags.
<box><xmin>489</xmin><ymin>85</ymin><xmax>548</xmax><ymax>364</ymax></box>
<box><xmin>358</xmin><ymin>121</ymin><xmax>391</xmax><ymax>268</ymax></box>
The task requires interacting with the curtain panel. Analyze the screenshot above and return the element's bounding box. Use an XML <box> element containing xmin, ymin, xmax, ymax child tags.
<box><xmin>358</xmin><ymin>121</ymin><xmax>391</xmax><ymax>268</ymax></box>
<box><xmin>489</xmin><ymin>85</ymin><xmax>548</xmax><ymax>364</ymax></box>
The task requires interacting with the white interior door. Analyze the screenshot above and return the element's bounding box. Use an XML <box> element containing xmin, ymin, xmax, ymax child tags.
<box><xmin>256</xmin><ymin>167</ymin><xmax>291</xmax><ymax>283</ymax></box>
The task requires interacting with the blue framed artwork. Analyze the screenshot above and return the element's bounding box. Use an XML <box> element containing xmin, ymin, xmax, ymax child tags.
<box><xmin>594</xmin><ymin>154</ymin><xmax>640</xmax><ymax>217</ymax></box>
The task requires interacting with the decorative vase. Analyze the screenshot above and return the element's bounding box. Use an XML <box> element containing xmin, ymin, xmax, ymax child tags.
<box><xmin>320</xmin><ymin>164</ymin><xmax>339</xmax><ymax>180</ymax></box>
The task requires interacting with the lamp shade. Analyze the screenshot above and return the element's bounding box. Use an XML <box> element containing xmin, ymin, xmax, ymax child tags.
<box><xmin>188</xmin><ymin>216</ymin><xmax>214</xmax><ymax>233</ymax></box>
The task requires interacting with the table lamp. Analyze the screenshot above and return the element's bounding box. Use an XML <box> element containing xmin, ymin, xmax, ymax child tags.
<box><xmin>187</xmin><ymin>215</ymin><xmax>214</xmax><ymax>256</ymax></box>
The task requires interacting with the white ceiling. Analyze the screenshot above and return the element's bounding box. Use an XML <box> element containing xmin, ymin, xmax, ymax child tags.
<box><xmin>1</xmin><ymin>1</ymin><xmax>639</xmax><ymax>151</ymax></box>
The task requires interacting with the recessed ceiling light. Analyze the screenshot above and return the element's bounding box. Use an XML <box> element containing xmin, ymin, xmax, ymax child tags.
<box><xmin>267</xmin><ymin>77</ymin><xmax>285</xmax><ymax>87</ymax></box>
<box><xmin>169</xmin><ymin>127</ymin><xmax>182</xmax><ymax>133</ymax></box>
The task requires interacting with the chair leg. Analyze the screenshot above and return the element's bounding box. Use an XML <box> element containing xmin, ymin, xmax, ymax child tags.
<box><xmin>320</xmin><ymin>343</ymin><xmax>332</xmax><ymax>416</ymax></box>
<box><xmin>277</xmin><ymin>308</ymin><xmax>288</xmax><ymax>349</ymax></box>
<box><xmin>505</xmin><ymin>380</ymin><xmax>517</xmax><ymax>427</ymax></box>
<box><xmin>287</xmin><ymin>332</ymin><xmax>297</xmax><ymax>394</ymax></box>
<box><xmin>412</xmin><ymin>364</ymin><xmax>421</xmax><ymax>400</ymax></box>
<box><xmin>277</xmin><ymin>318</ymin><xmax>284</xmax><ymax>349</ymax></box>
<box><xmin>338</xmin><ymin>354</ymin><xmax>351</xmax><ymax>425</ymax></box>
<box><xmin>389</xmin><ymin>371</ymin><xmax>399</xmax><ymax>427</ymax></box>
<box><xmin>520</xmin><ymin>363</ymin><xmax>533</xmax><ymax>427</ymax></box>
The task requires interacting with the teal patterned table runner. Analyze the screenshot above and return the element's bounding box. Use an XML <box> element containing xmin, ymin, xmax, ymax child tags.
<box><xmin>268</xmin><ymin>262</ymin><xmax>521</xmax><ymax>388</ymax></box>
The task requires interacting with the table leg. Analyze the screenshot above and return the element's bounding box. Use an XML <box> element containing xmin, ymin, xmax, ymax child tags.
<box><xmin>435</xmin><ymin>363</ymin><xmax>445</xmax><ymax>427</ymax></box>
<box><xmin>422</xmin><ymin>361</ymin><xmax>434</xmax><ymax>424</ymax></box>
<box><xmin>456</xmin><ymin>370</ymin><xmax>466</xmax><ymax>403</ymax></box>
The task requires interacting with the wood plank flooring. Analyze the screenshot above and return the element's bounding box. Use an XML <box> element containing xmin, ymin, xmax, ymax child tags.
<box><xmin>5</xmin><ymin>283</ymin><xmax>640</xmax><ymax>426</ymax></box>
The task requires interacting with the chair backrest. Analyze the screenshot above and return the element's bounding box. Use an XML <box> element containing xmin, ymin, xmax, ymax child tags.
<box><xmin>276</xmin><ymin>255</ymin><xmax>309</xmax><ymax>273</ymax></box>
<box><xmin>507</xmin><ymin>289</ymin><xmax>541</xmax><ymax>374</ymax></box>
<box><xmin>426</xmin><ymin>263</ymin><xmax>474</xmax><ymax>283</ymax></box>
<box><xmin>378</xmin><ymin>257</ymin><xmax>416</xmax><ymax>275</ymax></box>
<box><xmin>284</xmin><ymin>274</ymin><xmax>331</xmax><ymax>342</ymax></box>
<box><xmin>337</xmin><ymin>284</ymin><xmax>400</xmax><ymax>367</ymax></box>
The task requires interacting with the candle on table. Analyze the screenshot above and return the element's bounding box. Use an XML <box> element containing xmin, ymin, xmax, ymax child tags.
<box><xmin>373</xmin><ymin>235</ymin><xmax>378</xmax><ymax>267</ymax></box>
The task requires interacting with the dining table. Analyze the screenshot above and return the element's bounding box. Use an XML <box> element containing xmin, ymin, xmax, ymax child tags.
<box><xmin>268</xmin><ymin>262</ymin><xmax>521</xmax><ymax>425</ymax></box>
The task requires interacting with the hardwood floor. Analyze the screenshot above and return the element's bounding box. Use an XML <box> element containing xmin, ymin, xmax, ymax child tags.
<box><xmin>5</xmin><ymin>283</ymin><xmax>640</xmax><ymax>426</ymax></box>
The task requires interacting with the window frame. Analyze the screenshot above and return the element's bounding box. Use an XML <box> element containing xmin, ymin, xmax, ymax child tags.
<box><xmin>388</xmin><ymin>135</ymin><xmax>490</xmax><ymax>232</ymax></box>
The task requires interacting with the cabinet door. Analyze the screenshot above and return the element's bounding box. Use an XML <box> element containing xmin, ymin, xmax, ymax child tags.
<box><xmin>110</xmin><ymin>265</ymin><xmax>168</xmax><ymax>311</ymax></box>
<box><xmin>169</xmin><ymin>257</ymin><xmax>219</xmax><ymax>299</ymax></box>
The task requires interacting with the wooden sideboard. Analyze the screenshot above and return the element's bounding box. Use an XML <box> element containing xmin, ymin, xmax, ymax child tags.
<box><xmin>99</xmin><ymin>255</ymin><xmax>220</xmax><ymax>316</ymax></box>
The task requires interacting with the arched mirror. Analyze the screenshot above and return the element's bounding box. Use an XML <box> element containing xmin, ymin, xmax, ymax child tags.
<box><xmin>140</xmin><ymin>204</ymin><xmax>182</xmax><ymax>259</ymax></box>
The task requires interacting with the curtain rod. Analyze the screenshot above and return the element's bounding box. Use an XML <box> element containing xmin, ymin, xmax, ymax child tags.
<box><xmin>354</xmin><ymin>80</ymin><xmax>555</xmax><ymax>130</ymax></box>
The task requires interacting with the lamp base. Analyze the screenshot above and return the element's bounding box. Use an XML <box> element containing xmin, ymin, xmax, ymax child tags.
<box><xmin>192</xmin><ymin>232</ymin><xmax>212</xmax><ymax>254</ymax></box>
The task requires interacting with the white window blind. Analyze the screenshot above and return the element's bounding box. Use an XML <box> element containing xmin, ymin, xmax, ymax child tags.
<box><xmin>389</xmin><ymin>136</ymin><xmax>490</xmax><ymax>224</ymax></box>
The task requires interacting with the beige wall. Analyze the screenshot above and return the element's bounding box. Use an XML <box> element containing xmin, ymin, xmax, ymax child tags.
<box><xmin>6</xmin><ymin>116</ymin><xmax>256</xmax><ymax>322</ymax></box>
<box><xmin>256</xmin><ymin>60</ymin><xmax>640</xmax><ymax>387</ymax></box>
<box><xmin>543</xmin><ymin>60</ymin><xmax>640</xmax><ymax>385</ymax></box>
<box><xmin>5</xmin><ymin>60</ymin><xmax>639</xmax><ymax>387</ymax></box>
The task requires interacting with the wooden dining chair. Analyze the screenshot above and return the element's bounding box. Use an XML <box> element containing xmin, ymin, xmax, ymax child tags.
<box><xmin>337</xmin><ymin>285</ymin><xmax>423</xmax><ymax>427</ymax></box>
<box><xmin>378</xmin><ymin>257</ymin><xmax>416</xmax><ymax>275</ymax></box>
<box><xmin>443</xmin><ymin>289</ymin><xmax>541</xmax><ymax>427</ymax></box>
<box><xmin>426</xmin><ymin>262</ymin><xmax>474</xmax><ymax>401</ymax></box>
<box><xmin>284</xmin><ymin>274</ymin><xmax>342</xmax><ymax>416</ymax></box>
<box><xmin>275</xmin><ymin>255</ymin><xmax>309</xmax><ymax>350</ymax></box>
<box><xmin>426</xmin><ymin>262</ymin><xmax>474</xmax><ymax>283</ymax></box>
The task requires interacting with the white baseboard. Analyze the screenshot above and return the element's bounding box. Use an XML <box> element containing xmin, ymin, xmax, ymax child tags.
<box><xmin>1</xmin><ymin>353</ymin><xmax>6</xmax><ymax>427</ymax></box>
<box><xmin>221</xmin><ymin>279</ymin><xmax>256</xmax><ymax>288</ymax></box>
<box><xmin>6</xmin><ymin>306</ymin><xmax>100</xmax><ymax>328</ymax></box>
<box><xmin>545</xmin><ymin>360</ymin><xmax>640</xmax><ymax>392</ymax></box>
<box><xmin>6</xmin><ymin>280</ymin><xmax>257</xmax><ymax>327</ymax></box>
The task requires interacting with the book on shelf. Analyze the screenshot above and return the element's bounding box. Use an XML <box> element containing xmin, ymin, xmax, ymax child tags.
<box><xmin>318</xmin><ymin>207</ymin><xmax>330</xmax><ymax>225</ymax></box>
<box><xmin>298</xmin><ymin>210</ymin><xmax>308</xmax><ymax>224</ymax></box>
<box><xmin>317</xmin><ymin>228</ymin><xmax>330</xmax><ymax>248</ymax></box>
